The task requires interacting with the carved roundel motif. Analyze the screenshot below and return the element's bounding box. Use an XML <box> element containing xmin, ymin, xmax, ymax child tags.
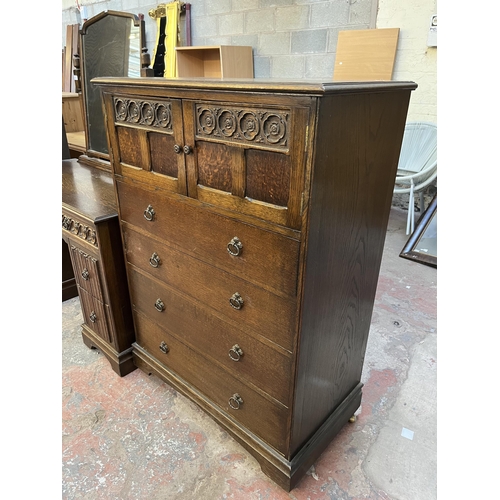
<box><xmin>239</xmin><ymin>112</ymin><xmax>260</xmax><ymax>140</ymax></box>
<box><xmin>115</xmin><ymin>99</ymin><xmax>128</xmax><ymax>121</ymax></box>
<box><xmin>263</xmin><ymin>114</ymin><xmax>286</xmax><ymax>144</ymax></box>
<box><xmin>128</xmin><ymin>101</ymin><xmax>141</xmax><ymax>123</ymax></box>
<box><xmin>156</xmin><ymin>103</ymin><xmax>171</xmax><ymax>128</ymax></box>
<box><xmin>141</xmin><ymin>102</ymin><xmax>155</xmax><ymax>126</ymax></box>
<box><xmin>199</xmin><ymin>108</ymin><xmax>216</xmax><ymax>134</ymax></box>
<box><xmin>219</xmin><ymin>110</ymin><xmax>237</xmax><ymax>137</ymax></box>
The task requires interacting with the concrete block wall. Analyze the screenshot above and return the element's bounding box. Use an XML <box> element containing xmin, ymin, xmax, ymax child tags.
<box><xmin>62</xmin><ymin>0</ymin><xmax>437</xmax><ymax>121</ymax></box>
<box><xmin>62</xmin><ymin>0</ymin><xmax>376</xmax><ymax>80</ymax></box>
<box><xmin>377</xmin><ymin>0</ymin><xmax>437</xmax><ymax>123</ymax></box>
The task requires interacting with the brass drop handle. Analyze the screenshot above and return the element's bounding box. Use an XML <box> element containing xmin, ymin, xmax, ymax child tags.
<box><xmin>228</xmin><ymin>393</ymin><xmax>243</xmax><ymax>410</ymax></box>
<box><xmin>159</xmin><ymin>341</ymin><xmax>169</xmax><ymax>354</ymax></box>
<box><xmin>81</xmin><ymin>269</ymin><xmax>90</xmax><ymax>281</ymax></box>
<box><xmin>227</xmin><ymin>237</ymin><xmax>243</xmax><ymax>256</ymax></box>
<box><xmin>89</xmin><ymin>311</ymin><xmax>97</xmax><ymax>323</ymax></box>
<box><xmin>183</xmin><ymin>145</ymin><xmax>192</xmax><ymax>155</ymax></box>
<box><xmin>173</xmin><ymin>144</ymin><xmax>182</xmax><ymax>154</ymax></box>
<box><xmin>229</xmin><ymin>293</ymin><xmax>244</xmax><ymax>310</ymax></box>
<box><xmin>228</xmin><ymin>344</ymin><xmax>244</xmax><ymax>362</ymax></box>
<box><xmin>149</xmin><ymin>252</ymin><xmax>161</xmax><ymax>268</ymax></box>
<box><xmin>154</xmin><ymin>298</ymin><xmax>165</xmax><ymax>312</ymax></box>
<box><xmin>144</xmin><ymin>204</ymin><xmax>155</xmax><ymax>221</ymax></box>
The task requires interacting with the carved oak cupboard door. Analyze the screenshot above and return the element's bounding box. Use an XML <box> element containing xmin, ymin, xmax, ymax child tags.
<box><xmin>107</xmin><ymin>96</ymin><xmax>188</xmax><ymax>194</ymax></box>
<box><xmin>182</xmin><ymin>100</ymin><xmax>310</xmax><ymax>230</ymax></box>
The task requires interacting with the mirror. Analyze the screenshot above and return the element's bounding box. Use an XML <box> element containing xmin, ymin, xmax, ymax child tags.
<box><xmin>80</xmin><ymin>11</ymin><xmax>142</xmax><ymax>160</ymax></box>
<box><xmin>400</xmin><ymin>195</ymin><xmax>437</xmax><ymax>268</ymax></box>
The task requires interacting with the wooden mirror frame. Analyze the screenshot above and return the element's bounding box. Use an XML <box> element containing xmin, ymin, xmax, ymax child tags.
<box><xmin>400</xmin><ymin>194</ymin><xmax>437</xmax><ymax>268</ymax></box>
<box><xmin>79</xmin><ymin>10</ymin><xmax>142</xmax><ymax>169</ymax></box>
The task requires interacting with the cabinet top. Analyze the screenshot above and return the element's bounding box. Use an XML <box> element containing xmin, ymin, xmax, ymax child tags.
<box><xmin>92</xmin><ymin>77</ymin><xmax>417</xmax><ymax>95</ymax></box>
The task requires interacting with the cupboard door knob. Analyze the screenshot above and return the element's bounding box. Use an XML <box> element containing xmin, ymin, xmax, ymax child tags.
<box><xmin>229</xmin><ymin>293</ymin><xmax>244</xmax><ymax>310</ymax></box>
<box><xmin>149</xmin><ymin>252</ymin><xmax>161</xmax><ymax>268</ymax></box>
<box><xmin>173</xmin><ymin>144</ymin><xmax>182</xmax><ymax>154</ymax></box>
<box><xmin>144</xmin><ymin>204</ymin><xmax>155</xmax><ymax>221</ymax></box>
<box><xmin>159</xmin><ymin>341</ymin><xmax>169</xmax><ymax>354</ymax></box>
<box><xmin>89</xmin><ymin>311</ymin><xmax>97</xmax><ymax>323</ymax></box>
<box><xmin>227</xmin><ymin>237</ymin><xmax>242</xmax><ymax>256</ymax></box>
<box><xmin>81</xmin><ymin>269</ymin><xmax>90</xmax><ymax>281</ymax></box>
<box><xmin>154</xmin><ymin>298</ymin><xmax>165</xmax><ymax>312</ymax></box>
<box><xmin>228</xmin><ymin>393</ymin><xmax>243</xmax><ymax>410</ymax></box>
<box><xmin>228</xmin><ymin>344</ymin><xmax>244</xmax><ymax>362</ymax></box>
<box><xmin>183</xmin><ymin>145</ymin><xmax>192</xmax><ymax>155</ymax></box>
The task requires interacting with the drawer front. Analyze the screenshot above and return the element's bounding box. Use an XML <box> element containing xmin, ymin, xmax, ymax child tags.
<box><xmin>69</xmin><ymin>244</ymin><xmax>103</xmax><ymax>302</ymax></box>
<box><xmin>122</xmin><ymin>225</ymin><xmax>297</xmax><ymax>351</ymax></box>
<box><xmin>134</xmin><ymin>310</ymin><xmax>289</xmax><ymax>453</ymax></box>
<box><xmin>128</xmin><ymin>267</ymin><xmax>292</xmax><ymax>405</ymax></box>
<box><xmin>116</xmin><ymin>179</ymin><xmax>300</xmax><ymax>297</ymax></box>
<box><xmin>78</xmin><ymin>287</ymin><xmax>111</xmax><ymax>343</ymax></box>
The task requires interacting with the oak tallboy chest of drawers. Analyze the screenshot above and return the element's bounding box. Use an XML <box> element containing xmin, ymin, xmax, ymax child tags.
<box><xmin>94</xmin><ymin>77</ymin><xmax>416</xmax><ymax>490</ymax></box>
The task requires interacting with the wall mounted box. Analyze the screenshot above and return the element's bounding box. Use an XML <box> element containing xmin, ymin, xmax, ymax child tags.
<box><xmin>175</xmin><ymin>45</ymin><xmax>253</xmax><ymax>78</ymax></box>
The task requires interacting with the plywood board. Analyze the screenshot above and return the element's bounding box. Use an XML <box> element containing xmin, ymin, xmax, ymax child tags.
<box><xmin>333</xmin><ymin>28</ymin><xmax>400</xmax><ymax>81</ymax></box>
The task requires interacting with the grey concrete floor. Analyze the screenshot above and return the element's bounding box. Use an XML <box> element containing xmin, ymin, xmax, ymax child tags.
<box><xmin>61</xmin><ymin>206</ymin><xmax>437</xmax><ymax>499</ymax></box>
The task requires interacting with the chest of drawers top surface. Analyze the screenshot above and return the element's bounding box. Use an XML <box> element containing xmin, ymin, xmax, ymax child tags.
<box><xmin>62</xmin><ymin>159</ymin><xmax>117</xmax><ymax>222</ymax></box>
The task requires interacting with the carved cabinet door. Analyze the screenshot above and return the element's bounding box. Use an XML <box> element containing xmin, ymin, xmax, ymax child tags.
<box><xmin>181</xmin><ymin>99</ymin><xmax>311</xmax><ymax>230</ymax></box>
<box><xmin>109</xmin><ymin>96</ymin><xmax>188</xmax><ymax>195</ymax></box>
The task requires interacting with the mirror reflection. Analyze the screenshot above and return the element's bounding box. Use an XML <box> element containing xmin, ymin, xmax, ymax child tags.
<box><xmin>81</xmin><ymin>12</ymin><xmax>141</xmax><ymax>156</ymax></box>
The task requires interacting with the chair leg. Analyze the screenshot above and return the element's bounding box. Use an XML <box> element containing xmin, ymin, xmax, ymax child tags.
<box><xmin>407</xmin><ymin>188</ymin><xmax>414</xmax><ymax>235</ymax></box>
<box><xmin>419</xmin><ymin>191</ymin><xmax>425</xmax><ymax>215</ymax></box>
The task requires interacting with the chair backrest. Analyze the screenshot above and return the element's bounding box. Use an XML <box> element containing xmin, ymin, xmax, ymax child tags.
<box><xmin>397</xmin><ymin>122</ymin><xmax>437</xmax><ymax>173</ymax></box>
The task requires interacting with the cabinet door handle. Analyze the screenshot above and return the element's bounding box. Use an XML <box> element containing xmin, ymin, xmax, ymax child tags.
<box><xmin>228</xmin><ymin>393</ymin><xmax>243</xmax><ymax>410</ymax></box>
<box><xmin>229</xmin><ymin>293</ymin><xmax>244</xmax><ymax>310</ymax></box>
<box><xmin>228</xmin><ymin>344</ymin><xmax>244</xmax><ymax>362</ymax></box>
<box><xmin>183</xmin><ymin>145</ymin><xmax>192</xmax><ymax>155</ymax></box>
<box><xmin>81</xmin><ymin>269</ymin><xmax>90</xmax><ymax>281</ymax></box>
<box><xmin>144</xmin><ymin>204</ymin><xmax>155</xmax><ymax>221</ymax></box>
<box><xmin>154</xmin><ymin>298</ymin><xmax>165</xmax><ymax>312</ymax></box>
<box><xmin>173</xmin><ymin>144</ymin><xmax>182</xmax><ymax>154</ymax></box>
<box><xmin>149</xmin><ymin>252</ymin><xmax>161</xmax><ymax>268</ymax></box>
<box><xmin>159</xmin><ymin>341</ymin><xmax>169</xmax><ymax>354</ymax></box>
<box><xmin>89</xmin><ymin>311</ymin><xmax>97</xmax><ymax>323</ymax></box>
<box><xmin>227</xmin><ymin>237</ymin><xmax>242</xmax><ymax>256</ymax></box>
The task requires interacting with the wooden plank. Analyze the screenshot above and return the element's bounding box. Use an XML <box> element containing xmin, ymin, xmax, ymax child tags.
<box><xmin>333</xmin><ymin>28</ymin><xmax>400</xmax><ymax>81</ymax></box>
<box><xmin>63</xmin><ymin>25</ymin><xmax>74</xmax><ymax>91</ymax></box>
<box><xmin>71</xmin><ymin>24</ymin><xmax>80</xmax><ymax>92</ymax></box>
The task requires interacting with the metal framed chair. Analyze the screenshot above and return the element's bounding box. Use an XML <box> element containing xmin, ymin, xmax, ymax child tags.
<box><xmin>394</xmin><ymin>121</ymin><xmax>437</xmax><ymax>234</ymax></box>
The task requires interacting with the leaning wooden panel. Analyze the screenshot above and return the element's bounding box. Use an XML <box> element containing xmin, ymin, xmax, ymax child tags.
<box><xmin>333</xmin><ymin>28</ymin><xmax>400</xmax><ymax>81</ymax></box>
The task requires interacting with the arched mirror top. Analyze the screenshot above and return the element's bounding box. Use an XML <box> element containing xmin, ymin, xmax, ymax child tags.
<box><xmin>80</xmin><ymin>10</ymin><xmax>142</xmax><ymax>162</ymax></box>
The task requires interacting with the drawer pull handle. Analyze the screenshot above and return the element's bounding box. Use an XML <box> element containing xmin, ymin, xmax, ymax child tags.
<box><xmin>173</xmin><ymin>144</ymin><xmax>182</xmax><ymax>154</ymax></box>
<box><xmin>154</xmin><ymin>299</ymin><xmax>165</xmax><ymax>312</ymax></box>
<box><xmin>149</xmin><ymin>252</ymin><xmax>161</xmax><ymax>268</ymax></box>
<box><xmin>183</xmin><ymin>145</ymin><xmax>192</xmax><ymax>155</ymax></box>
<box><xmin>81</xmin><ymin>269</ymin><xmax>90</xmax><ymax>281</ymax></box>
<box><xmin>144</xmin><ymin>204</ymin><xmax>155</xmax><ymax>221</ymax></box>
<box><xmin>228</xmin><ymin>393</ymin><xmax>243</xmax><ymax>410</ymax></box>
<box><xmin>89</xmin><ymin>311</ymin><xmax>97</xmax><ymax>323</ymax></box>
<box><xmin>227</xmin><ymin>237</ymin><xmax>243</xmax><ymax>256</ymax></box>
<box><xmin>159</xmin><ymin>341</ymin><xmax>169</xmax><ymax>354</ymax></box>
<box><xmin>229</xmin><ymin>293</ymin><xmax>244</xmax><ymax>310</ymax></box>
<box><xmin>228</xmin><ymin>344</ymin><xmax>244</xmax><ymax>362</ymax></box>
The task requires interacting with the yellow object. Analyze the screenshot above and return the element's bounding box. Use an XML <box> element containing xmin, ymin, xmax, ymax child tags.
<box><xmin>150</xmin><ymin>2</ymin><xmax>182</xmax><ymax>78</ymax></box>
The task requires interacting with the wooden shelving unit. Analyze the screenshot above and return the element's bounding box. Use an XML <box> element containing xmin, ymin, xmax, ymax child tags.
<box><xmin>175</xmin><ymin>46</ymin><xmax>253</xmax><ymax>78</ymax></box>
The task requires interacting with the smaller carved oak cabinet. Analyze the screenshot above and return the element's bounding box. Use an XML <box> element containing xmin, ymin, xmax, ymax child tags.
<box><xmin>62</xmin><ymin>159</ymin><xmax>135</xmax><ymax>376</ymax></box>
<box><xmin>94</xmin><ymin>77</ymin><xmax>416</xmax><ymax>490</ymax></box>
